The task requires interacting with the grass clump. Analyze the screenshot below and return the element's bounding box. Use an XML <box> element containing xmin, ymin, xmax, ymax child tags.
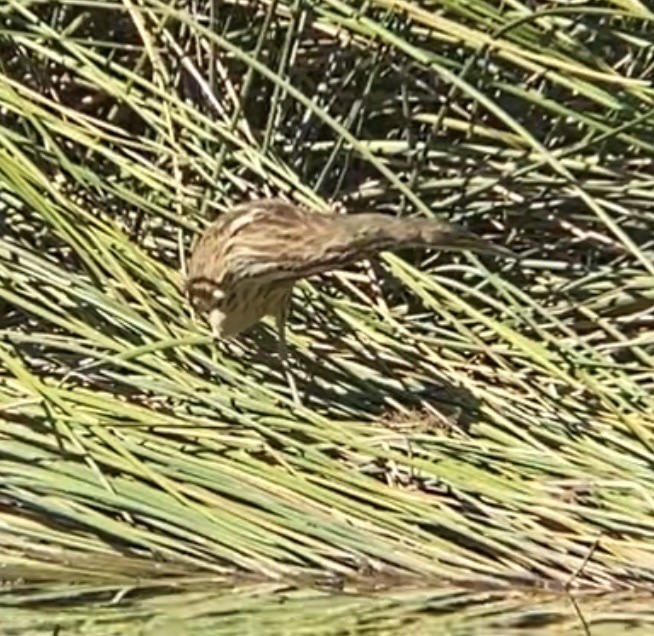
<box><xmin>1</xmin><ymin>0</ymin><xmax>653</xmax><ymax>593</ymax></box>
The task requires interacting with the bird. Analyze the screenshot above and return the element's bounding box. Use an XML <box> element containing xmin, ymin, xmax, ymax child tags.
<box><xmin>184</xmin><ymin>198</ymin><xmax>516</xmax><ymax>405</ymax></box>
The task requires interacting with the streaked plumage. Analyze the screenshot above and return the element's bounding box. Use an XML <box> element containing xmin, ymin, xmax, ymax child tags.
<box><xmin>184</xmin><ymin>198</ymin><xmax>514</xmax><ymax>403</ymax></box>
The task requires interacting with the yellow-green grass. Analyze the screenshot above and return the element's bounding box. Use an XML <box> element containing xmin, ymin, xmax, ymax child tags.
<box><xmin>1</xmin><ymin>0</ymin><xmax>653</xmax><ymax>593</ymax></box>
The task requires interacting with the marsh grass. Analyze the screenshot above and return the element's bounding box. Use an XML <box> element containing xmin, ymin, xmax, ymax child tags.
<box><xmin>3</xmin><ymin>579</ymin><xmax>654</xmax><ymax>635</ymax></box>
<box><xmin>1</xmin><ymin>0</ymin><xmax>653</xmax><ymax>594</ymax></box>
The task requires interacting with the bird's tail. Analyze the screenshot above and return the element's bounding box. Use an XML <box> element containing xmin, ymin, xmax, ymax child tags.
<box><xmin>256</xmin><ymin>213</ymin><xmax>516</xmax><ymax>281</ymax></box>
<box><xmin>336</xmin><ymin>213</ymin><xmax>513</xmax><ymax>257</ymax></box>
<box><xmin>228</xmin><ymin>209</ymin><xmax>517</xmax><ymax>282</ymax></box>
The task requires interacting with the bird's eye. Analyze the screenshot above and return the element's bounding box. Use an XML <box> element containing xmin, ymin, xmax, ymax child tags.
<box><xmin>187</xmin><ymin>280</ymin><xmax>223</xmax><ymax>314</ymax></box>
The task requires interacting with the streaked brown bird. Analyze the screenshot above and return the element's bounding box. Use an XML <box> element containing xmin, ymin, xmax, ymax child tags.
<box><xmin>184</xmin><ymin>198</ymin><xmax>515</xmax><ymax>404</ymax></box>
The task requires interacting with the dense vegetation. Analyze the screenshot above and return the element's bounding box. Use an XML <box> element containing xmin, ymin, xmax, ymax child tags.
<box><xmin>1</xmin><ymin>0</ymin><xmax>653</xmax><ymax>595</ymax></box>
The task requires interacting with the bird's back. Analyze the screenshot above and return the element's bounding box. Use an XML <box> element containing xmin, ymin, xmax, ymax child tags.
<box><xmin>185</xmin><ymin>199</ymin><xmax>317</xmax><ymax>294</ymax></box>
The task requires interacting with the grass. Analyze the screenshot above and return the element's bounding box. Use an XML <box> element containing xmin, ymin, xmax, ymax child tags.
<box><xmin>2</xmin><ymin>579</ymin><xmax>654</xmax><ymax>634</ymax></box>
<box><xmin>1</xmin><ymin>0</ymin><xmax>653</xmax><ymax>596</ymax></box>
